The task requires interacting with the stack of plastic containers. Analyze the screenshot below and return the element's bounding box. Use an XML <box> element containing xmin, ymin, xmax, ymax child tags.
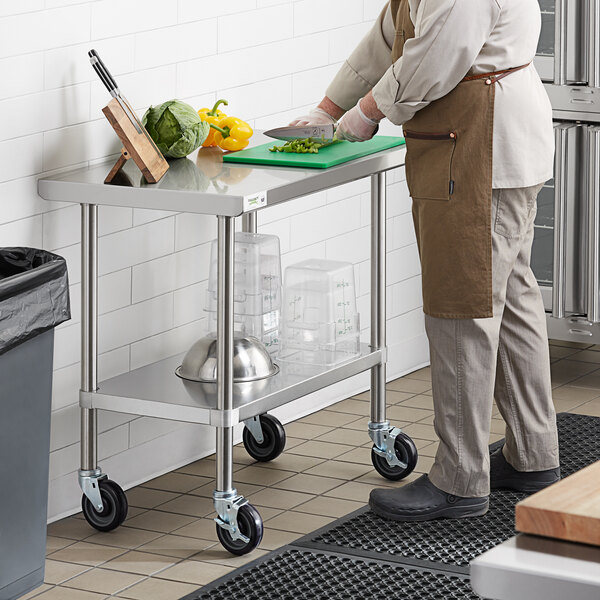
<box><xmin>206</xmin><ymin>233</ymin><xmax>282</xmax><ymax>355</ymax></box>
<box><xmin>279</xmin><ymin>258</ymin><xmax>360</xmax><ymax>367</ymax></box>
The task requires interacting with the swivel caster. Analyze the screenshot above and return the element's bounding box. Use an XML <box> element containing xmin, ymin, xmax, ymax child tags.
<box><xmin>243</xmin><ymin>414</ymin><xmax>286</xmax><ymax>462</ymax></box>
<box><xmin>371</xmin><ymin>429</ymin><xmax>418</xmax><ymax>481</ymax></box>
<box><xmin>81</xmin><ymin>479</ymin><xmax>128</xmax><ymax>532</ymax></box>
<box><xmin>216</xmin><ymin>501</ymin><xmax>263</xmax><ymax>555</ymax></box>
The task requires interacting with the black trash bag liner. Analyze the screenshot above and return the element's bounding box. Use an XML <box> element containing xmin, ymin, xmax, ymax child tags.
<box><xmin>0</xmin><ymin>247</ymin><xmax>71</xmax><ymax>355</ymax></box>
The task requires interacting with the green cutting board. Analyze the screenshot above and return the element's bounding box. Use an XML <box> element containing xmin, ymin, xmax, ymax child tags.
<box><xmin>223</xmin><ymin>136</ymin><xmax>405</xmax><ymax>169</ymax></box>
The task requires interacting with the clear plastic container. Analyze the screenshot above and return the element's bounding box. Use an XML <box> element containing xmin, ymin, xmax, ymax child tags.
<box><xmin>206</xmin><ymin>233</ymin><xmax>281</xmax><ymax>354</ymax></box>
<box><xmin>206</xmin><ymin>312</ymin><xmax>280</xmax><ymax>353</ymax></box>
<box><xmin>278</xmin><ymin>259</ymin><xmax>360</xmax><ymax>366</ymax></box>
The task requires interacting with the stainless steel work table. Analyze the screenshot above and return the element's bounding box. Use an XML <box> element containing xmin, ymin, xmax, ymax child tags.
<box><xmin>38</xmin><ymin>134</ymin><xmax>412</xmax><ymax>554</ymax></box>
<box><xmin>470</xmin><ymin>535</ymin><xmax>600</xmax><ymax>600</ymax></box>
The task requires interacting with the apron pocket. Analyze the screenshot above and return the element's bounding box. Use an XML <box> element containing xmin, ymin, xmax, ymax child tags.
<box><xmin>404</xmin><ymin>130</ymin><xmax>457</xmax><ymax>201</ymax></box>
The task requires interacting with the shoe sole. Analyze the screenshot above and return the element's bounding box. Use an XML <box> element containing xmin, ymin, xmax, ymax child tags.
<box><xmin>491</xmin><ymin>477</ymin><xmax>560</xmax><ymax>494</ymax></box>
<box><xmin>369</xmin><ymin>500</ymin><xmax>489</xmax><ymax>522</ymax></box>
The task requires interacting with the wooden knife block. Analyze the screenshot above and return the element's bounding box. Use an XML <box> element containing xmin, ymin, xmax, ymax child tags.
<box><xmin>102</xmin><ymin>98</ymin><xmax>169</xmax><ymax>184</ymax></box>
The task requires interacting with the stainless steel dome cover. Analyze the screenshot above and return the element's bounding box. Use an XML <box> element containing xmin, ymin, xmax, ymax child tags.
<box><xmin>175</xmin><ymin>334</ymin><xmax>279</xmax><ymax>383</ymax></box>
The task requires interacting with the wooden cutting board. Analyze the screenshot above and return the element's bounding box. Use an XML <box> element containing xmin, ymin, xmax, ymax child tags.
<box><xmin>516</xmin><ymin>460</ymin><xmax>600</xmax><ymax>546</ymax></box>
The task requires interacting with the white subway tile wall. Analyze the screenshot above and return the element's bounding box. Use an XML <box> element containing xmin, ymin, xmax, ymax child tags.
<box><xmin>0</xmin><ymin>0</ymin><xmax>427</xmax><ymax>521</ymax></box>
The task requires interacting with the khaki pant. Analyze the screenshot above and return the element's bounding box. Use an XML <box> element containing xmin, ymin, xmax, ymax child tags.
<box><xmin>426</xmin><ymin>185</ymin><xmax>560</xmax><ymax>498</ymax></box>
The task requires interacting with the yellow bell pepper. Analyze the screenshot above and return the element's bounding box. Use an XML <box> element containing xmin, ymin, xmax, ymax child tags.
<box><xmin>220</xmin><ymin>166</ymin><xmax>252</xmax><ymax>184</ymax></box>
<box><xmin>196</xmin><ymin>147</ymin><xmax>252</xmax><ymax>188</ymax></box>
<box><xmin>197</xmin><ymin>99</ymin><xmax>228</xmax><ymax>147</ymax></box>
<box><xmin>196</xmin><ymin>146</ymin><xmax>224</xmax><ymax>179</ymax></box>
<box><xmin>211</xmin><ymin>116</ymin><xmax>253</xmax><ymax>152</ymax></box>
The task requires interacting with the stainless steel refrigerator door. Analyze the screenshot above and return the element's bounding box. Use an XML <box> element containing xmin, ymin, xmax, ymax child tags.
<box><xmin>589</xmin><ymin>2</ymin><xmax>600</xmax><ymax>89</ymax></box>
<box><xmin>532</xmin><ymin>179</ymin><xmax>555</xmax><ymax>309</ymax></box>
<box><xmin>536</xmin><ymin>0</ymin><xmax>557</xmax><ymax>81</ymax></box>
<box><xmin>535</xmin><ymin>0</ymin><xmax>588</xmax><ymax>85</ymax></box>
<box><xmin>531</xmin><ymin>122</ymin><xmax>586</xmax><ymax>315</ymax></box>
<box><xmin>586</xmin><ymin>125</ymin><xmax>600</xmax><ymax>323</ymax></box>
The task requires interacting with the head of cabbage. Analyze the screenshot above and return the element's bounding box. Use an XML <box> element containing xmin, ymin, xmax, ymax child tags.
<box><xmin>143</xmin><ymin>100</ymin><xmax>210</xmax><ymax>159</ymax></box>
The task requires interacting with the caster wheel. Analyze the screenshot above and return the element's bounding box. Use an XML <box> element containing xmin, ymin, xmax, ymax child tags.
<box><xmin>216</xmin><ymin>503</ymin><xmax>263</xmax><ymax>555</ymax></box>
<box><xmin>82</xmin><ymin>479</ymin><xmax>128</xmax><ymax>532</ymax></box>
<box><xmin>243</xmin><ymin>414</ymin><xmax>286</xmax><ymax>462</ymax></box>
<box><xmin>371</xmin><ymin>431</ymin><xmax>418</xmax><ymax>481</ymax></box>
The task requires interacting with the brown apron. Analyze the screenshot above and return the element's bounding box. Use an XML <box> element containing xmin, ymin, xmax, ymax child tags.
<box><xmin>390</xmin><ymin>0</ymin><xmax>528</xmax><ymax>319</ymax></box>
<box><xmin>391</xmin><ymin>0</ymin><xmax>414</xmax><ymax>62</ymax></box>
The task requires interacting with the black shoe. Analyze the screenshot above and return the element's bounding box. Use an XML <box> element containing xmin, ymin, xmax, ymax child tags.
<box><xmin>490</xmin><ymin>446</ymin><xmax>560</xmax><ymax>493</ymax></box>
<box><xmin>368</xmin><ymin>474</ymin><xmax>489</xmax><ymax>522</ymax></box>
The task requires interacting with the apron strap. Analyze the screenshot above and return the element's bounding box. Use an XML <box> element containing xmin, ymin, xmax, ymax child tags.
<box><xmin>462</xmin><ymin>62</ymin><xmax>531</xmax><ymax>84</ymax></box>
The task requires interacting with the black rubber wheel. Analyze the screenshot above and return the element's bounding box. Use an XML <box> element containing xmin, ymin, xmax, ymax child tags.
<box><xmin>242</xmin><ymin>414</ymin><xmax>286</xmax><ymax>462</ymax></box>
<box><xmin>81</xmin><ymin>479</ymin><xmax>128</xmax><ymax>532</ymax></box>
<box><xmin>371</xmin><ymin>431</ymin><xmax>418</xmax><ymax>481</ymax></box>
<box><xmin>216</xmin><ymin>503</ymin><xmax>264</xmax><ymax>555</ymax></box>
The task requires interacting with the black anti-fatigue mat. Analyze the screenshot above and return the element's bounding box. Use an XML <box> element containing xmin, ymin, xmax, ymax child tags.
<box><xmin>294</xmin><ymin>413</ymin><xmax>600</xmax><ymax>574</ymax></box>
<box><xmin>182</xmin><ymin>548</ymin><xmax>483</xmax><ymax>600</ymax></box>
<box><xmin>294</xmin><ymin>492</ymin><xmax>525</xmax><ymax>574</ymax></box>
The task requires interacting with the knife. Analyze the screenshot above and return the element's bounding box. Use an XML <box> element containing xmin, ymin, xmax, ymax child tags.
<box><xmin>264</xmin><ymin>124</ymin><xmax>337</xmax><ymax>144</ymax></box>
<box><xmin>88</xmin><ymin>49</ymin><xmax>163</xmax><ymax>157</ymax></box>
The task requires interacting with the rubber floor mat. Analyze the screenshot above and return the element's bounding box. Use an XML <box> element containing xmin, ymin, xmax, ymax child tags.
<box><xmin>294</xmin><ymin>413</ymin><xmax>599</xmax><ymax>574</ymax></box>
<box><xmin>182</xmin><ymin>547</ymin><xmax>484</xmax><ymax>600</ymax></box>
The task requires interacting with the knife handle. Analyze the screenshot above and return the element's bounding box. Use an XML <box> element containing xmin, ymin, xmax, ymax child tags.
<box><xmin>90</xmin><ymin>59</ymin><xmax>115</xmax><ymax>96</ymax></box>
<box><xmin>88</xmin><ymin>49</ymin><xmax>119</xmax><ymax>95</ymax></box>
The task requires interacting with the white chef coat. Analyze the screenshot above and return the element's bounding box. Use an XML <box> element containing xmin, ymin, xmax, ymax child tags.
<box><xmin>325</xmin><ymin>0</ymin><xmax>554</xmax><ymax>189</ymax></box>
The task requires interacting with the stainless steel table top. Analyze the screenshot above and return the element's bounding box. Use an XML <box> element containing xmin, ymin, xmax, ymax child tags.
<box><xmin>470</xmin><ymin>535</ymin><xmax>600</xmax><ymax>600</ymax></box>
<box><xmin>37</xmin><ymin>133</ymin><xmax>406</xmax><ymax>217</ymax></box>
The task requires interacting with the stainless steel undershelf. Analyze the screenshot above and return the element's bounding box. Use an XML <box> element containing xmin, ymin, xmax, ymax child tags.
<box><xmin>471</xmin><ymin>535</ymin><xmax>600</xmax><ymax>600</ymax></box>
<box><xmin>80</xmin><ymin>344</ymin><xmax>383</xmax><ymax>427</ymax></box>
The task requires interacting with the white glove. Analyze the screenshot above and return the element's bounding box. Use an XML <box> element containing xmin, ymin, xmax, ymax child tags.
<box><xmin>289</xmin><ymin>107</ymin><xmax>338</xmax><ymax>127</ymax></box>
<box><xmin>336</xmin><ymin>101</ymin><xmax>379</xmax><ymax>142</ymax></box>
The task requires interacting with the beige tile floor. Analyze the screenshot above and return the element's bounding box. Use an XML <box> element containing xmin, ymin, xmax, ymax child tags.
<box><xmin>27</xmin><ymin>340</ymin><xmax>600</xmax><ymax>600</ymax></box>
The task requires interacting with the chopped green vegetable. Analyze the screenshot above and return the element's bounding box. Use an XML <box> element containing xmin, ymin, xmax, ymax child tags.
<box><xmin>143</xmin><ymin>100</ymin><xmax>210</xmax><ymax>158</ymax></box>
<box><xmin>269</xmin><ymin>138</ymin><xmax>326</xmax><ymax>154</ymax></box>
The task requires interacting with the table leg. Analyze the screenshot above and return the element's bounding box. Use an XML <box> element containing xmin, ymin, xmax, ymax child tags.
<box><xmin>370</xmin><ymin>172</ymin><xmax>387</xmax><ymax>426</ymax></box>
<box><xmin>79</xmin><ymin>204</ymin><xmax>103</xmax><ymax>510</ymax></box>
<box><xmin>242</xmin><ymin>212</ymin><xmax>257</xmax><ymax>233</ymax></box>
<box><xmin>213</xmin><ymin>215</ymin><xmax>263</xmax><ymax>554</ymax></box>
<box><xmin>215</xmin><ymin>215</ymin><xmax>236</xmax><ymax>496</ymax></box>
<box><xmin>368</xmin><ymin>172</ymin><xmax>419</xmax><ymax>481</ymax></box>
<box><xmin>78</xmin><ymin>204</ymin><xmax>129</xmax><ymax>528</ymax></box>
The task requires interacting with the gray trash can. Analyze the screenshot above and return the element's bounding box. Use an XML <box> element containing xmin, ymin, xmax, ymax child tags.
<box><xmin>0</xmin><ymin>248</ymin><xmax>70</xmax><ymax>600</ymax></box>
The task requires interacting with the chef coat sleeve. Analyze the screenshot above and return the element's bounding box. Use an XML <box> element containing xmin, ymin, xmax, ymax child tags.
<box><xmin>372</xmin><ymin>0</ymin><xmax>501</xmax><ymax>125</ymax></box>
<box><xmin>325</xmin><ymin>2</ymin><xmax>395</xmax><ymax>111</ymax></box>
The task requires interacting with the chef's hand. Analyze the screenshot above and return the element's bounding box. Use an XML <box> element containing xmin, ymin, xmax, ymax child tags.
<box><xmin>290</xmin><ymin>97</ymin><xmax>345</xmax><ymax>126</ymax></box>
<box><xmin>336</xmin><ymin>98</ymin><xmax>381</xmax><ymax>142</ymax></box>
<box><xmin>289</xmin><ymin>107</ymin><xmax>338</xmax><ymax>127</ymax></box>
